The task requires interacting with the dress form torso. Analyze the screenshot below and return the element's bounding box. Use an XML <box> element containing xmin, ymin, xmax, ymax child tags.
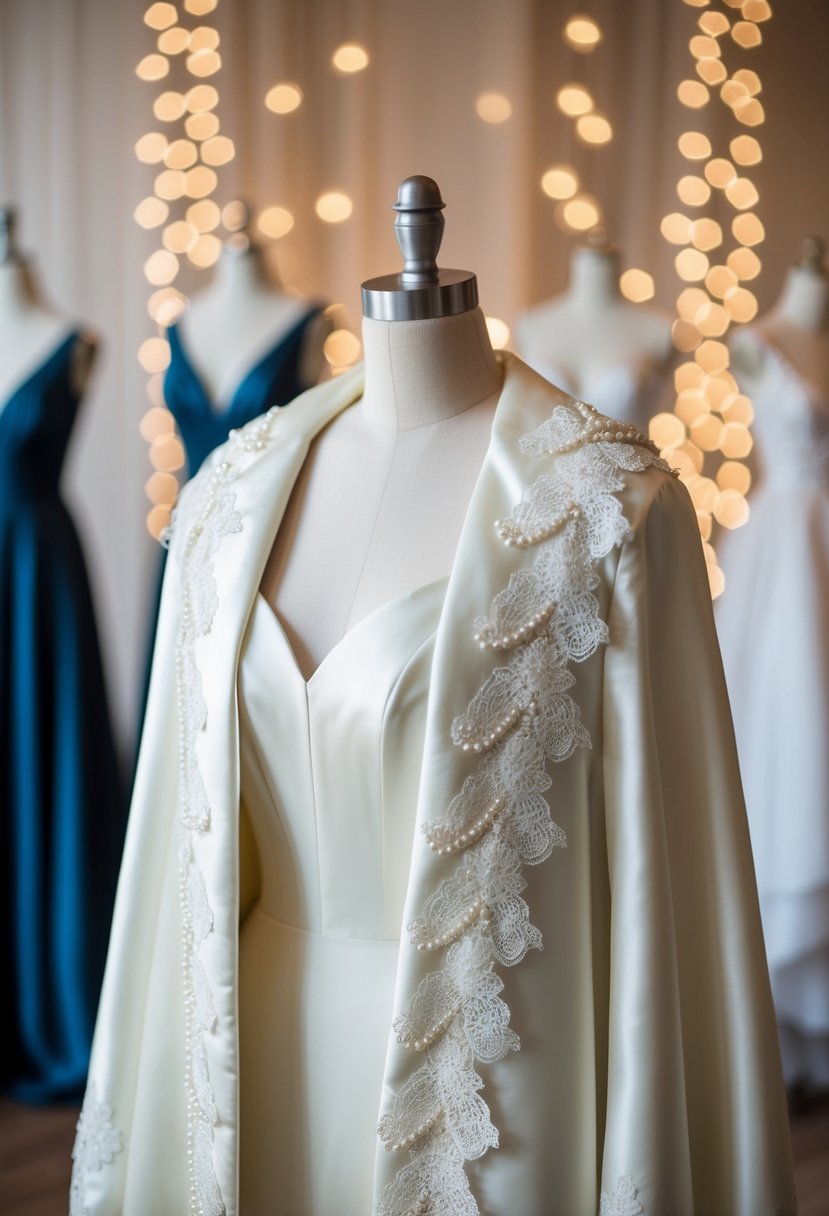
<box><xmin>179</xmin><ymin>244</ymin><xmax>328</xmax><ymax>412</ymax></box>
<box><xmin>260</xmin><ymin>307</ymin><xmax>502</xmax><ymax>678</ymax></box>
<box><xmin>0</xmin><ymin>262</ymin><xmax>95</xmax><ymax>407</ymax></box>
<box><xmin>516</xmin><ymin>246</ymin><xmax>672</xmax><ymax>423</ymax></box>
<box><xmin>731</xmin><ymin>261</ymin><xmax>829</xmax><ymax>400</ymax></box>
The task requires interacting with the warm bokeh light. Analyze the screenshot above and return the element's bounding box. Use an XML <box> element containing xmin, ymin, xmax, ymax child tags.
<box><xmin>158</xmin><ymin>26</ymin><xmax>190</xmax><ymax>55</ymax></box>
<box><xmin>148</xmin><ymin>287</ymin><xmax>187</xmax><ymax>326</ymax></box>
<box><xmin>576</xmin><ymin>114</ymin><xmax>612</xmax><ymax>144</ymax></box>
<box><xmin>144</xmin><ymin>249</ymin><xmax>180</xmax><ymax>286</ymax></box>
<box><xmin>189</xmin><ymin>25</ymin><xmax>220</xmax><ymax>51</ymax></box>
<box><xmin>677</xmin><ymin>286</ymin><xmax>709</xmax><ymax>323</ymax></box>
<box><xmin>677</xmin><ymin>79</ymin><xmax>710</xmax><ymax>108</ymax></box>
<box><xmin>475</xmin><ymin>92</ymin><xmax>513</xmax><ymax>123</ymax></box>
<box><xmin>696</xmin><ymin>58</ymin><xmax>727</xmax><ymax>86</ymax></box>
<box><xmin>485</xmin><ymin>317</ymin><xmax>511</xmax><ymax>349</ymax></box>
<box><xmin>135</xmin><ymin>132</ymin><xmax>168</xmax><ymax>164</ymax></box>
<box><xmin>541</xmin><ymin>165</ymin><xmax>579</xmax><ymax>199</ymax></box>
<box><xmin>315</xmin><ymin>191</ymin><xmax>353</xmax><ymax>223</ymax></box>
<box><xmin>742</xmin><ymin>0</ymin><xmax>771</xmax><ymax>20</ymax></box>
<box><xmin>717</xmin><ymin>461</ymin><xmax>752</xmax><ymax>495</ymax></box>
<box><xmin>332</xmin><ymin>43</ymin><xmax>370</xmax><ymax>73</ymax></box>
<box><xmin>730</xmin><ymin>133</ymin><xmax>762</xmax><ymax>165</ymax></box>
<box><xmin>661</xmin><ymin>212</ymin><xmax>694</xmax><ymax>244</ymax></box>
<box><xmin>136</xmin><ymin>54</ymin><xmax>169</xmax><ymax>82</ymax></box>
<box><xmin>672</xmin><ymin>319</ymin><xmax>702</xmax><ymax>352</ymax></box>
<box><xmin>691</xmin><ymin>217</ymin><xmax>723</xmax><ymax>252</ymax></box>
<box><xmin>560</xmin><ymin>194</ymin><xmax>601</xmax><ymax>231</ymax></box>
<box><xmin>149</xmin><ymin>433</ymin><xmax>186</xmax><ymax>472</ymax></box>
<box><xmin>563</xmin><ymin>15</ymin><xmax>602</xmax><ymax>51</ymax></box>
<box><xmin>733</xmin><ymin>67</ymin><xmax>761</xmax><ymax>95</ymax></box>
<box><xmin>723</xmin><ymin>286</ymin><xmax>759</xmax><ymax>323</ymax></box>
<box><xmin>200</xmin><ymin>134</ymin><xmax>235</xmax><ymax>165</ymax></box>
<box><xmin>184</xmin><ymin>165</ymin><xmax>218</xmax><ymax>198</ymax></box>
<box><xmin>733</xmin><ymin>96</ymin><xmax>765</xmax><ymax>125</ymax></box>
<box><xmin>678</xmin><ymin>130</ymin><xmax>712</xmax><ymax>159</ymax></box>
<box><xmin>164</xmin><ymin>138</ymin><xmax>198</xmax><ymax>169</ymax></box>
<box><xmin>732</xmin><ymin>212</ymin><xmax>765</xmax><ymax>245</ymax></box>
<box><xmin>187</xmin><ymin>49</ymin><xmax>221</xmax><ymax>77</ymax></box>
<box><xmin>153</xmin><ymin>91</ymin><xmax>188</xmax><ymax>122</ymax></box>
<box><xmin>620</xmin><ymin>269</ymin><xmax>655</xmax><ymax>302</ymax></box>
<box><xmin>154</xmin><ymin>169</ymin><xmax>186</xmax><ymax>200</ymax></box>
<box><xmin>185</xmin><ymin>199</ymin><xmax>220</xmax><ymax>232</ymax></box>
<box><xmin>257</xmin><ymin>206</ymin><xmax>295</xmax><ymax>239</ymax></box>
<box><xmin>144</xmin><ymin>3</ymin><xmax>177</xmax><ymax>31</ymax></box>
<box><xmin>134</xmin><ymin>197</ymin><xmax>170</xmax><ymax>229</ymax></box>
<box><xmin>187</xmin><ymin>233</ymin><xmax>222</xmax><ymax>268</ymax></box>
<box><xmin>139</xmin><ymin>405</ymin><xmax>175</xmax><ymax>442</ymax></box>
<box><xmin>727</xmin><ymin>246</ymin><xmax>762</xmax><ymax>280</ymax></box>
<box><xmin>698</xmin><ymin>11</ymin><xmax>731</xmax><ymax>36</ymax></box>
<box><xmin>650</xmin><ymin>412</ymin><xmax>687</xmax><ymax>449</ymax></box>
<box><xmin>185</xmin><ymin>111</ymin><xmax>220</xmax><ymax>140</ymax></box>
<box><xmin>678</xmin><ymin>175</ymin><xmax>712</xmax><ymax>207</ymax></box>
<box><xmin>695</xmin><ymin>339</ymin><xmax>730</xmax><ymax>374</ymax></box>
<box><xmin>556</xmin><ymin>84</ymin><xmax>593</xmax><ymax>116</ymax></box>
<box><xmin>323</xmin><ymin>329</ymin><xmax>363</xmax><ymax>367</ymax></box>
<box><xmin>163</xmin><ymin>220</ymin><xmax>198</xmax><ymax>253</ymax></box>
<box><xmin>185</xmin><ymin>0</ymin><xmax>218</xmax><ymax>12</ymax></box>
<box><xmin>706</xmin><ymin>264</ymin><xmax>739</xmax><ymax>298</ymax></box>
<box><xmin>725</xmin><ymin>176</ymin><xmax>759</xmax><ymax>210</ymax></box>
<box><xmin>704</xmin><ymin>157</ymin><xmax>737</xmax><ymax>188</ymax></box>
<box><xmin>145</xmin><ymin>471</ymin><xmax>180</xmax><ymax>505</ymax></box>
<box><xmin>732</xmin><ymin>20</ymin><xmax>762</xmax><ymax>48</ymax></box>
<box><xmin>138</xmin><ymin>336</ymin><xmax>171</xmax><ymax>374</ymax></box>
<box><xmin>186</xmin><ymin>84</ymin><xmax>219</xmax><ymax>112</ymax></box>
<box><xmin>265</xmin><ymin>82</ymin><xmax>303</xmax><ymax>114</ymax></box>
<box><xmin>147</xmin><ymin>504</ymin><xmax>174</xmax><ymax>541</ymax></box>
<box><xmin>689</xmin><ymin>34</ymin><xmax>721</xmax><ymax>59</ymax></box>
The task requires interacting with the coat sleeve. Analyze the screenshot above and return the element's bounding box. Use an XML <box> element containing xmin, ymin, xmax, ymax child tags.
<box><xmin>599</xmin><ymin>474</ymin><xmax>795</xmax><ymax>1216</ymax></box>
<box><xmin>73</xmin><ymin>484</ymin><xmax>197</xmax><ymax>1216</ymax></box>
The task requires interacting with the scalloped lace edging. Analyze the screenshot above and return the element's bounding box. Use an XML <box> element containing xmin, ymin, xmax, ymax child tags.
<box><xmin>376</xmin><ymin>399</ymin><xmax>669</xmax><ymax>1216</ymax></box>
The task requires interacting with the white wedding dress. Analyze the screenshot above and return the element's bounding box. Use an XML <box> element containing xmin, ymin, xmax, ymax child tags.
<box><xmin>72</xmin><ymin>357</ymin><xmax>794</xmax><ymax>1216</ymax></box>
<box><xmin>717</xmin><ymin>333</ymin><xmax>829</xmax><ymax>1088</ymax></box>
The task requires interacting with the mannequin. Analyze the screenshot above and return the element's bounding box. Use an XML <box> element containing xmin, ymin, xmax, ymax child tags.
<box><xmin>0</xmin><ymin>205</ymin><xmax>125</xmax><ymax>1103</ymax></box>
<box><xmin>717</xmin><ymin>236</ymin><xmax>829</xmax><ymax>1091</ymax></box>
<box><xmin>261</xmin><ymin>307</ymin><xmax>502</xmax><ymax>677</ymax></box>
<box><xmin>731</xmin><ymin>234</ymin><xmax>829</xmax><ymax>394</ymax></box>
<box><xmin>515</xmin><ymin>237</ymin><xmax>673</xmax><ymax>428</ymax></box>
<box><xmin>74</xmin><ymin>178</ymin><xmax>794</xmax><ymax>1216</ymax></box>
<box><xmin>175</xmin><ymin>208</ymin><xmax>329</xmax><ymax>410</ymax></box>
<box><xmin>0</xmin><ymin>206</ymin><xmax>96</xmax><ymax>404</ymax></box>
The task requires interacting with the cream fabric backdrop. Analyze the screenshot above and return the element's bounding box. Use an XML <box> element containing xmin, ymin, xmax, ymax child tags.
<box><xmin>0</xmin><ymin>0</ymin><xmax>827</xmax><ymax>750</ymax></box>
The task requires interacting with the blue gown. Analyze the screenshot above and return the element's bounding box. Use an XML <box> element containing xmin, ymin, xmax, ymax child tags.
<box><xmin>137</xmin><ymin>306</ymin><xmax>323</xmax><ymax>730</ymax></box>
<box><xmin>0</xmin><ymin>330</ymin><xmax>125</xmax><ymax>1102</ymax></box>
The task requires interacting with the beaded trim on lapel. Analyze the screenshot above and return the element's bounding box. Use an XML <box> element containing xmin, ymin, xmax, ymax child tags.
<box><xmin>375</xmin><ymin>398</ymin><xmax>671</xmax><ymax>1216</ymax></box>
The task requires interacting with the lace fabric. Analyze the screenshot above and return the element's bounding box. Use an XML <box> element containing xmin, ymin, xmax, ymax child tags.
<box><xmin>600</xmin><ymin>1175</ymin><xmax>643</xmax><ymax>1216</ymax></box>
<box><xmin>69</xmin><ymin>1083</ymin><xmax>123</xmax><ymax>1216</ymax></box>
<box><xmin>377</xmin><ymin>399</ymin><xmax>670</xmax><ymax>1215</ymax></box>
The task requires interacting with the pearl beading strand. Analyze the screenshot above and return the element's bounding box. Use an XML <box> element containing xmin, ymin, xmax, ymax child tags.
<box><xmin>397</xmin><ymin>1002</ymin><xmax>463</xmax><ymax>1051</ymax></box>
<box><xmin>422</xmin><ymin>797</ymin><xmax>505</xmax><ymax>856</ymax></box>
<box><xmin>474</xmin><ymin>600</ymin><xmax>557</xmax><ymax>651</ymax></box>
<box><xmin>456</xmin><ymin>698</ymin><xmax>538</xmax><ymax>754</ymax></box>
<box><xmin>174</xmin><ymin>408</ymin><xmax>280</xmax><ymax>1216</ymax></box>
<box><xmin>413</xmin><ymin>897</ymin><xmax>490</xmax><ymax>953</ymax></box>
<box><xmin>381</xmin><ymin>1107</ymin><xmax>444</xmax><ymax>1153</ymax></box>
<box><xmin>541</xmin><ymin>397</ymin><xmax>661</xmax><ymax>459</ymax></box>
<box><xmin>495</xmin><ymin>501</ymin><xmax>581</xmax><ymax>548</ymax></box>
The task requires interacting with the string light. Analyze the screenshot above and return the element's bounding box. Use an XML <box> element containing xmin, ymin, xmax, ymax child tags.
<box><xmin>563</xmin><ymin>15</ymin><xmax>602</xmax><ymax>51</ymax></box>
<box><xmin>485</xmin><ymin>317</ymin><xmax>511</xmax><ymax>349</ymax></box>
<box><xmin>265</xmin><ymin>82</ymin><xmax>303</xmax><ymax>114</ymax></box>
<box><xmin>662</xmin><ymin>0</ymin><xmax>771</xmax><ymax>597</ymax></box>
<box><xmin>331</xmin><ymin>43</ymin><xmax>370</xmax><ymax>73</ymax></box>
<box><xmin>315</xmin><ymin>191</ymin><xmax>354</xmax><ymax>223</ymax></box>
<box><xmin>475</xmin><ymin>93</ymin><xmax>513</xmax><ymax>123</ymax></box>
<box><xmin>136</xmin><ymin>0</ymin><xmax>234</xmax><ymax>540</ymax></box>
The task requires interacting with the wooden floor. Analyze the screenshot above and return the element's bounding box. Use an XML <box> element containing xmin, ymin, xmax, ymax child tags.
<box><xmin>1</xmin><ymin>1095</ymin><xmax>827</xmax><ymax>1214</ymax></box>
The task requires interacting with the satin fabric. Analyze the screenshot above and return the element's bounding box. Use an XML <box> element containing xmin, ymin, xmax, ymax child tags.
<box><xmin>78</xmin><ymin>356</ymin><xmax>794</xmax><ymax>1215</ymax></box>
<box><xmin>0</xmin><ymin>330</ymin><xmax>125</xmax><ymax>1102</ymax></box>
<box><xmin>717</xmin><ymin>334</ymin><xmax>829</xmax><ymax>1088</ymax></box>
<box><xmin>517</xmin><ymin>358</ymin><xmax>668</xmax><ymax>437</ymax></box>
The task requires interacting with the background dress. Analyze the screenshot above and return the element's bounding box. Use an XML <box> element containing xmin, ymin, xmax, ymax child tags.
<box><xmin>0</xmin><ymin>329</ymin><xmax>125</xmax><ymax>1102</ymax></box>
<box><xmin>717</xmin><ymin>332</ymin><xmax>829</xmax><ymax>1088</ymax></box>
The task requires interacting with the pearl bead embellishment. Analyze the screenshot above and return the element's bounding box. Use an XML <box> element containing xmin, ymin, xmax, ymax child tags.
<box><xmin>397</xmin><ymin>1002</ymin><xmax>462</xmax><ymax>1052</ymax></box>
<box><xmin>456</xmin><ymin>698</ymin><xmax>538</xmax><ymax>754</ymax></box>
<box><xmin>474</xmin><ymin>601</ymin><xmax>557</xmax><ymax>652</ymax></box>
<box><xmin>380</xmin><ymin>1108</ymin><xmax>444</xmax><ymax>1153</ymax></box>
<box><xmin>423</xmin><ymin>797</ymin><xmax>505</xmax><ymax>856</ymax></box>
<box><xmin>541</xmin><ymin>398</ymin><xmax>659</xmax><ymax>459</ymax></box>
<box><xmin>413</xmin><ymin>897</ymin><xmax>490</xmax><ymax>952</ymax></box>
<box><xmin>495</xmin><ymin>502</ymin><xmax>581</xmax><ymax>549</ymax></box>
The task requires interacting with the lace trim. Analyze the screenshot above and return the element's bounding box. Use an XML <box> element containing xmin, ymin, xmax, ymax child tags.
<box><xmin>376</xmin><ymin>399</ymin><xmax>670</xmax><ymax>1216</ymax></box>
<box><xmin>174</xmin><ymin>409</ymin><xmax>280</xmax><ymax>1216</ymax></box>
<box><xmin>69</xmin><ymin>1082</ymin><xmax>123</xmax><ymax>1216</ymax></box>
<box><xmin>600</xmin><ymin>1174</ymin><xmax>644</xmax><ymax>1216</ymax></box>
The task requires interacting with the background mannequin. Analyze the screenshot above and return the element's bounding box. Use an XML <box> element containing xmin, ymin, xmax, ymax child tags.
<box><xmin>0</xmin><ymin>205</ymin><xmax>124</xmax><ymax>1102</ymax></box>
<box><xmin>0</xmin><ymin>207</ymin><xmax>96</xmax><ymax>403</ymax></box>
<box><xmin>174</xmin><ymin>207</ymin><xmax>329</xmax><ymax>418</ymax></box>
<box><xmin>717</xmin><ymin>236</ymin><xmax>829</xmax><ymax>1092</ymax></box>
<box><xmin>515</xmin><ymin>238</ymin><xmax>673</xmax><ymax>431</ymax></box>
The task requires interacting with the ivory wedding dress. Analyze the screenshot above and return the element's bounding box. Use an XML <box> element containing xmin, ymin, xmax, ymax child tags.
<box><xmin>72</xmin><ymin>355</ymin><xmax>794</xmax><ymax>1216</ymax></box>
<box><xmin>717</xmin><ymin>331</ymin><xmax>829</xmax><ymax>1089</ymax></box>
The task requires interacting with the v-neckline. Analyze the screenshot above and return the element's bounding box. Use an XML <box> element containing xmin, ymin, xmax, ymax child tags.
<box><xmin>0</xmin><ymin>326</ymin><xmax>79</xmax><ymax>419</ymax></box>
<box><xmin>253</xmin><ymin>578</ymin><xmax>448</xmax><ymax>693</ymax></box>
<box><xmin>169</xmin><ymin>309</ymin><xmax>309</xmax><ymax>416</ymax></box>
<box><xmin>254</xmin><ymin>353</ymin><xmax>511</xmax><ymax>686</ymax></box>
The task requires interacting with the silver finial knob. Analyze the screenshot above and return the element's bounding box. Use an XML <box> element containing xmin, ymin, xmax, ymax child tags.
<box><xmin>800</xmin><ymin>234</ymin><xmax>826</xmax><ymax>272</ymax></box>
<box><xmin>393</xmin><ymin>176</ymin><xmax>445</xmax><ymax>285</ymax></box>
<box><xmin>361</xmin><ymin>176</ymin><xmax>477</xmax><ymax>321</ymax></box>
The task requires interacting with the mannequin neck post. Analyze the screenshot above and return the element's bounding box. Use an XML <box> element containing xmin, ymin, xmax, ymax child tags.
<box><xmin>773</xmin><ymin>265</ymin><xmax>829</xmax><ymax>332</ymax></box>
<box><xmin>360</xmin><ymin>308</ymin><xmax>502</xmax><ymax>430</ymax></box>
<box><xmin>566</xmin><ymin>246</ymin><xmax>622</xmax><ymax>312</ymax></box>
